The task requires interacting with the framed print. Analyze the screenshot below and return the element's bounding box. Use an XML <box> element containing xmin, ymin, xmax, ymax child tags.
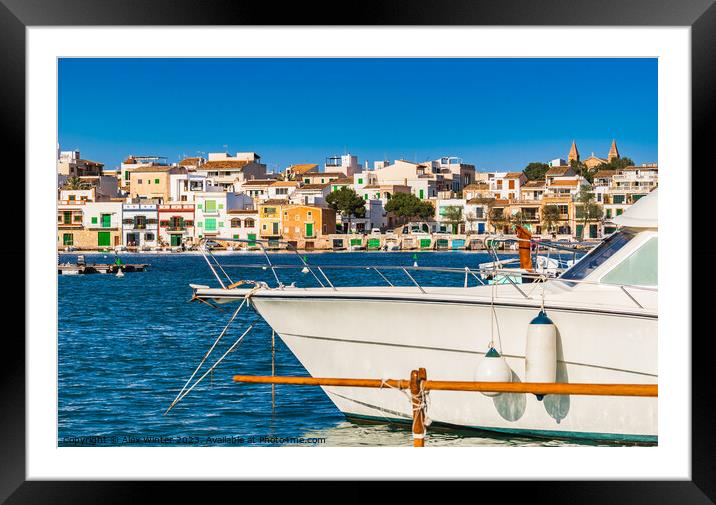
<box><xmin>4</xmin><ymin>0</ymin><xmax>712</xmax><ymax>501</ymax></box>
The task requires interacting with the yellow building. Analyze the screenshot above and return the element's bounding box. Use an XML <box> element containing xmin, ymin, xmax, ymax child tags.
<box><xmin>258</xmin><ymin>200</ymin><xmax>286</xmax><ymax>238</ymax></box>
<box><xmin>129</xmin><ymin>166</ymin><xmax>186</xmax><ymax>203</ymax></box>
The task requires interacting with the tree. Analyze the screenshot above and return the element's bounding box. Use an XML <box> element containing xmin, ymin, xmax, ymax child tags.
<box><xmin>541</xmin><ymin>205</ymin><xmax>561</xmax><ymax>235</ymax></box>
<box><xmin>384</xmin><ymin>192</ymin><xmax>435</xmax><ymax>222</ymax></box>
<box><xmin>510</xmin><ymin>211</ymin><xmax>525</xmax><ymax>228</ymax></box>
<box><xmin>488</xmin><ymin>206</ymin><xmax>507</xmax><ymax>233</ymax></box>
<box><xmin>569</xmin><ymin>159</ymin><xmax>592</xmax><ymax>183</ymax></box>
<box><xmin>574</xmin><ymin>184</ymin><xmax>604</xmax><ymax>240</ymax></box>
<box><xmin>325</xmin><ymin>187</ymin><xmax>366</xmax><ymax>234</ymax></box>
<box><xmin>63</xmin><ymin>176</ymin><xmax>91</xmax><ymax>190</ymax></box>
<box><xmin>523</xmin><ymin>162</ymin><xmax>550</xmax><ymax>181</ymax></box>
<box><xmin>442</xmin><ymin>206</ymin><xmax>464</xmax><ymax>234</ymax></box>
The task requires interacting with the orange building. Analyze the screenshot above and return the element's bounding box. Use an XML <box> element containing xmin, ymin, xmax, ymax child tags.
<box><xmin>281</xmin><ymin>205</ymin><xmax>336</xmax><ymax>242</ymax></box>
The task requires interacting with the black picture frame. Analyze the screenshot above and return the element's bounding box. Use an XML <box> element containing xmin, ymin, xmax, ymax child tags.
<box><xmin>4</xmin><ymin>0</ymin><xmax>709</xmax><ymax>502</ymax></box>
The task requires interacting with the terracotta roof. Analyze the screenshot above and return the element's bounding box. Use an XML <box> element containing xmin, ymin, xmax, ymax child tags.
<box><xmin>621</xmin><ymin>165</ymin><xmax>658</xmax><ymax>171</ymax></box>
<box><xmin>227</xmin><ymin>209</ymin><xmax>258</xmax><ymax>215</ymax></box>
<box><xmin>303</xmin><ymin>172</ymin><xmax>344</xmax><ymax>178</ymax></box>
<box><xmin>363</xmin><ymin>185</ymin><xmax>380</xmax><ymax>189</ymax></box>
<box><xmin>270</xmin><ymin>181</ymin><xmax>299</xmax><ymax>187</ymax></box>
<box><xmin>467</xmin><ymin>197</ymin><xmax>496</xmax><ymax>205</ymax></box>
<box><xmin>179</xmin><ymin>157</ymin><xmax>202</xmax><ymax>166</ymax></box>
<box><xmin>546</xmin><ymin>166</ymin><xmax>573</xmax><ymax>176</ymax></box>
<box><xmin>593</xmin><ymin>169</ymin><xmax>617</xmax><ymax>178</ymax></box>
<box><xmin>504</xmin><ymin>172</ymin><xmax>524</xmax><ymax>178</ymax></box>
<box><xmin>130</xmin><ymin>166</ymin><xmax>180</xmax><ymax>173</ymax></box>
<box><xmin>201</xmin><ymin>160</ymin><xmax>251</xmax><ymax>169</ymax></box>
<box><xmin>287</xmin><ymin>163</ymin><xmax>318</xmax><ymax>174</ymax></box>
<box><xmin>260</xmin><ymin>199</ymin><xmax>289</xmax><ymax>206</ymax></box>
<box><xmin>79</xmin><ymin>159</ymin><xmax>104</xmax><ymax>166</ymax></box>
<box><xmin>331</xmin><ymin>178</ymin><xmax>353</xmax><ymax>185</ymax></box>
<box><xmin>242</xmin><ymin>179</ymin><xmax>275</xmax><ymax>186</ymax></box>
<box><xmin>522</xmin><ymin>181</ymin><xmax>546</xmax><ymax>188</ymax></box>
<box><xmin>297</xmin><ymin>184</ymin><xmax>329</xmax><ymax>190</ymax></box>
<box><xmin>549</xmin><ymin>179</ymin><xmax>579</xmax><ymax>187</ymax></box>
<box><xmin>492</xmin><ymin>199</ymin><xmax>510</xmax><ymax>206</ymax></box>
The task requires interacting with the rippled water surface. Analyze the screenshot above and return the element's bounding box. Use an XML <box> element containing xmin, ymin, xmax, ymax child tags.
<box><xmin>58</xmin><ymin>250</ymin><xmax>590</xmax><ymax>447</ymax></box>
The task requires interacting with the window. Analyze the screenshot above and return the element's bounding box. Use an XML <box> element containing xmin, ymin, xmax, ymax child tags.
<box><xmin>231</xmin><ymin>218</ymin><xmax>241</xmax><ymax>227</ymax></box>
<box><xmin>205</xmin><ymin>218</ymin><xmax>217</xmax><ymax>231</ymax></box>
<box><xmin>63</xmin><ymin>233</ymin><xmax>73</xmax><ymax>246</ymax></box>
<box><xmin>145</xmin><ymin>233</ymin><xmax>155</xmax><ymax>241</ymax></box>
<box><xmin>69</xmin><ymin>195</ymin><xmax>75</xmax><ymax>201</ymax></box>
<box><xmin>601</xmin><ymin>237</ymin><xmax>657</xmax><ymax>287</ymax></box>
<box><xmin>91</xmin><ymin>216</ymin><xmax>98</xmax><ymax>224</ymax></box>
<box><xmin>205</xmin><ymin>200</ymin><xmax>217</xmax><ymax>212</ymax></box>
<box><xmin>244</xmin><ymin>219</ymin><xmax>255</xmax><ymax>228</ymax></box>
<box><xmin>560</xmin><ymin>230</ymin><xmax>635</xmax><ymax>282</ymax></box>
<box><xmin>154</xmin><ymin>179</ymin><xmax>160</xmax><ymax>184</ymax></box>
<box><xmin>508</xmin><ymin>180</ymin><xmax>515</xmax><ymax>189</ymax></box>
<box><xmin>613</xmin><ymin>194</ymin><xmax>625</xmax><ymax>204</ymax></box>
<box><xmin>358</xmin><ymin>178</ymin><xmax>363</xmax><ymax>184</ymax></box>
<box><xmin>74</xmin><ymin>214</ymin><xmax>82</xmax><ymax>222</ymax></box>
<box><xmin>138</xmin><ymin>179</ymin><xmax>143</xmax><ymax>184</ymax></box>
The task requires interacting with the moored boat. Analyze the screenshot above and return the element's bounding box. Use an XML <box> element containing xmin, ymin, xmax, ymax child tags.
<box><xmin>192</xmin><ymin>190</ymin><xmax>658</xmax><ymax>442</ymax></box>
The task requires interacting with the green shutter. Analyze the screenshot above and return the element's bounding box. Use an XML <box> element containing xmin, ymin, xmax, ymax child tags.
<box><xmin>305</xmin><ymin>223</ymin><xmax>313</xmax><ymax>237</ymax></box>
<box><xmin>420</xmin><ymin>238</ymin><xmax>431</xmax><ymax>248</ymax></box>
<box><xmin>358</xmin><ymin>178</ymin><xmax>363</xmax><ymax>184</ymax></box>
<box><xmin>205</xmin><ymin>218</ymin><xmax>217</xmax><ymax>231</ymax></box>
<box><xmin>205</xmin><ymin>200</ymin><xmax>217</xmax><ymax>212</ymax></box>
<box><xmin>247</xmin><ymin>233</ymin><xmax>256</xmax><ymax>247</ymax></box>
<box><xmin>154</xmin><ymin>178</ymin><xmax>160</xmax><ymax>184</ymax></box>
<box><xmin>97</xmin><ymin>231</ymin><xmax>111</xmax><ymax>247</ymax></box>
<box><xmin>419</xmin><ymin>189</ymin><xmax>424</xmax><ymax>199</ymax></box>
<box><xmin>63</xmin><ymin>233</ymin><xmax>73</xmax><ymax>245</ymax></box>
<box><xmin>91</xmin><ymin>216</ymin><xmax>98</xmax><ymax>224</ymax></box>
<box><xmin>102</xmin><ymin>214</ymin><xmax>111</xmax><ymax>228</ymax></box>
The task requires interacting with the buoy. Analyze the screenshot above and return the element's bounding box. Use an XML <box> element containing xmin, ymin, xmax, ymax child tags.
<box><xmin>301</xmin><ymin>266</ymin><xmax>310</xmax><ymax>274</ymax></box>
<box><xmin>474</xmin><ymin>347</ymin><xmax>512</xmax><ymax>397</ymax></box>
<box><xmin>116</xmin><ymin>268</ymin><xmax>125</xmax><ymax>278</ymax></box>
<box><xmin>524</xmin><ymin>310</ymin><xmax>557</xmax><ymax>401</ymax></box>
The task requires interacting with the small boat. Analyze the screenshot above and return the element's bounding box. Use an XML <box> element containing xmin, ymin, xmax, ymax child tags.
<box><xmin>115</xmin><ymin>268</ymin><xmax>125</xmax><ymax>278</ymax></box>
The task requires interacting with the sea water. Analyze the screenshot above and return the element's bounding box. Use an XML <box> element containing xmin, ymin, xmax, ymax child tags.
<box><xmin>57</xmin><ymin>251</ymin><xmax>589</xmax><ymax>447</ymax></box>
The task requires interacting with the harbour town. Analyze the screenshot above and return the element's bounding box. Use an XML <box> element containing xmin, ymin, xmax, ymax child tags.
<box><xmin>57</xmin><ymin>140</ymin><xmax>657</xmax><ymax>253</ymax></box>
<box><xmin>57</xmin><ymin>58</ymin><xmax>659</xmax><ymax>448</ymax></box>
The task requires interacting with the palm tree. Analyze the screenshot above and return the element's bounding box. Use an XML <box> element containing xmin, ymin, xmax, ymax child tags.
<box><xmin>575</xmin><ymin>185</ymin><xmax>604</xmax><ymax>240</ymax></box>
<box><xmin>541</xmin><ymin>205</ymin><xmax>561</xmax><ymax>235</ymax></box>
<box><xmin>63</xmin><ymin>176</ymin><xmax>91</xmax><ymax>190</ymax></box>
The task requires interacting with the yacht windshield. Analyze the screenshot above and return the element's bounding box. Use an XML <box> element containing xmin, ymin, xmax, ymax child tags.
<box><xmin>559</xmin><ymin>230</ymin><xmax>635</xmax><ymax>282</ymax></box>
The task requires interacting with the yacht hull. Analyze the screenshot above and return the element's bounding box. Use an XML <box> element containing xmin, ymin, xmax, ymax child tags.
<box><xmin>248</xmin><ymin>290</ymin><xmax>657</xmax><ymax>443</ymax></box>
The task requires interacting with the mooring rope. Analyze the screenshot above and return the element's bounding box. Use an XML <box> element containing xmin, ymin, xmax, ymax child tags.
<box><xmin>165</xmin><ymin>283</ymin><xmax>266</xmax><ymax>415</ymax></box>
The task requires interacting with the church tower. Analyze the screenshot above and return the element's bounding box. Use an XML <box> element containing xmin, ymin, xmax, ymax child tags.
<box><xmin>568</xmin><ymin>140</ymin><xmax>580</xmax><ymax>163</ymax></box>
<box><xmin>608</xmin><ymin>139</ymin><xmax>620</xmax><ymax>162</ymax></box>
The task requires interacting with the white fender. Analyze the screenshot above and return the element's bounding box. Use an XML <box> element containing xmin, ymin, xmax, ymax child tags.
<box><xmin>525</xmin><ymin>310</ymin><xmax>557</xmax><ymax>386</ymax></box>
<box><xmin>474</xmin><ymin>347</ymin><xmax>512</xmax><ymax>397</ymax></box>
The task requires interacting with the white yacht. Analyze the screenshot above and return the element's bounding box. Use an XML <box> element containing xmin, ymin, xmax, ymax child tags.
<box><xmin>193</xmin><ymin>190</ymin><xmax>658</xmax><ymax>443</ymax></box>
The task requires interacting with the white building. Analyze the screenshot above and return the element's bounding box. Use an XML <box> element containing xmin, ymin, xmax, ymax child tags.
<box><xmin>324</xmin><ymin>153</ymin><xmax>362</xmax><ymax>177</ymax></box>
<box><xmin>122</xmin><ymin>203</ymin><xmax>159</xmax><ymax>248</ymax></box>
<box><xmin>194</xmin><ymin>191</ymin><xmax>247</xmax><ymax>240</ymax></box>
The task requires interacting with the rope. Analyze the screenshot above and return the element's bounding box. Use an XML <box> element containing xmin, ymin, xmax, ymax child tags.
<box><xmin>165</xmin><ymin>283</ymin><xmax>266</xmax><ymax>415</ymax></box>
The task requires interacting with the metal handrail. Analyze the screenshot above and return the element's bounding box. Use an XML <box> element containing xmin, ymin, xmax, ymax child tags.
<box><xmin>196</xmin><ymin>236</ymin><xmax>656</xmax><ymax>311</ymax></box>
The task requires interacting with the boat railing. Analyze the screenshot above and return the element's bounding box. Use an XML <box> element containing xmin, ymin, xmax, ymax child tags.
<box><xmin>197</xmin><ymin>237</ymin><xmax>655</xmax><ymax>310</ymax></box>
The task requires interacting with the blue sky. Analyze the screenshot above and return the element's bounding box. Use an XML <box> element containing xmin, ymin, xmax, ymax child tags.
<box><xmin>58</xmin><ymin>58</ymin><xmax>657</xmax><ymax>172</ymax></box>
